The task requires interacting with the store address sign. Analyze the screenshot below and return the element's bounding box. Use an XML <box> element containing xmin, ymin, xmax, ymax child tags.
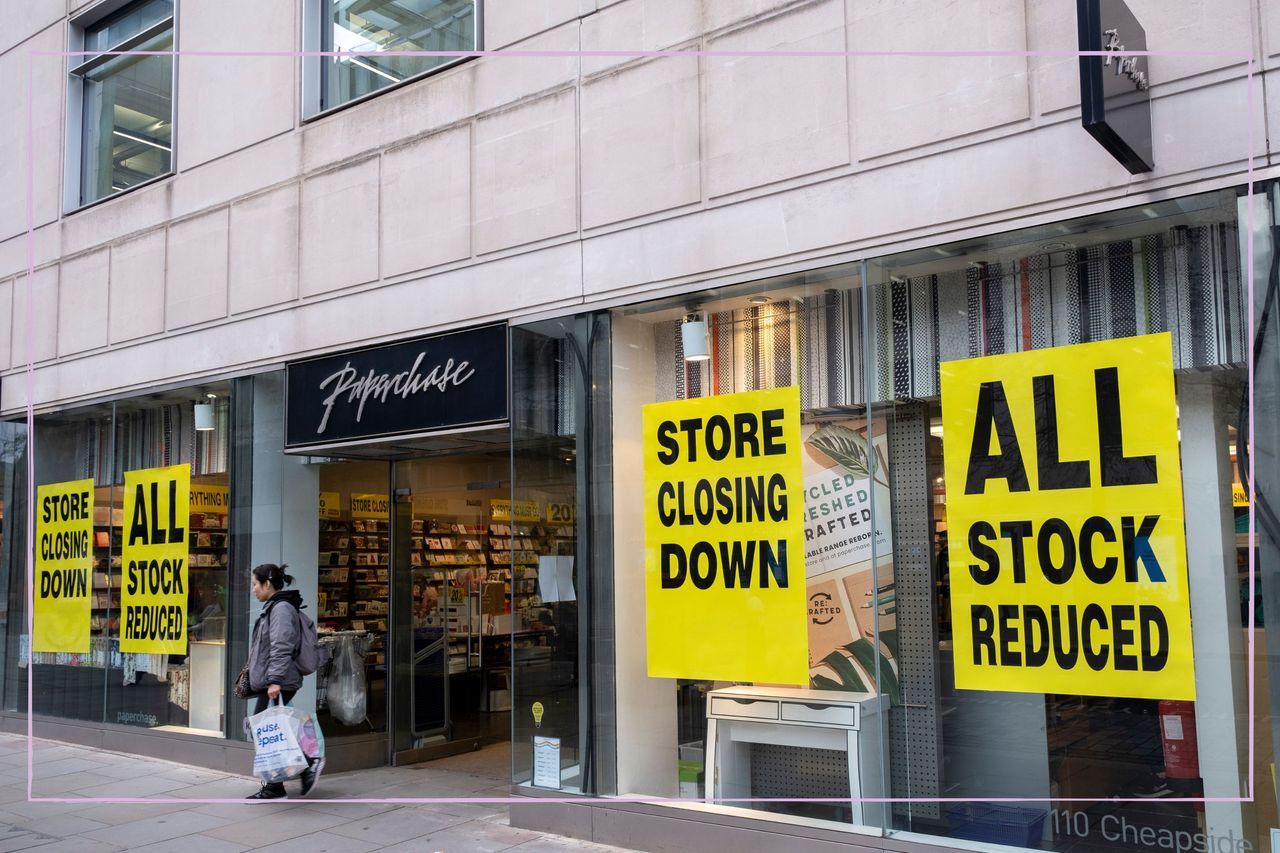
<box><xmin>285</xmin><ymin>324</ymin><xmax>508</xmax><ymax>449</ymax></box>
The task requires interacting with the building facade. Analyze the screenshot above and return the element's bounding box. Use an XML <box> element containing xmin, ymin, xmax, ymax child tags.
<box><xmin>0</xmin><ymin>1</ymin><xmax>1277</xmax><ymax>851</ymax></box>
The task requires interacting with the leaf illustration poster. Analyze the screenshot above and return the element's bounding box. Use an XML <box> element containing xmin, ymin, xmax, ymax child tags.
<box><xmin>801</xmin><ymin>418</ymin><xmax>897</xmax><ymax>693</ymax></box>
<box><xmin>801</xmin><ymin>419</ymin><xmax>893</xmax><ymax>578</ymax></box>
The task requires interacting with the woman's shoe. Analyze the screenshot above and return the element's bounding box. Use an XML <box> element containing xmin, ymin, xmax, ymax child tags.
<box><xmin>246</xmin><ymin>785</ymin><xmax>288</xmax><ymax>800</ymax></box>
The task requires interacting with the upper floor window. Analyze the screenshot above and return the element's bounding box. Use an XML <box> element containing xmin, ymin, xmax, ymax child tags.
<box><xmin>70</xmin><ymin>0</ymin><xmax>174</xmax><ymax>207</ymax></box>
<box><xmin>304</xmin><ymin>0</ymin><xmax>477</xmax><ymax>117</ymax></box>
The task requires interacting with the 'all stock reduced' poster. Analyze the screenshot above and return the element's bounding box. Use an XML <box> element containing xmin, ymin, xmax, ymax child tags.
<box><xmin>802</xmin><ymin>419</ymin><xmax>899</xmax><ymax>698</ymax></box>
<box><xmin>120</xmin><ymin>464</ymin><xmax>191</xmax><ymax>654</ymax></box>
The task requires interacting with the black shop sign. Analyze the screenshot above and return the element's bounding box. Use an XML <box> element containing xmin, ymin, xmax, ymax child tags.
<box><xmin>286</xmin><ymin>324</ymin><xmax>508</xmax><ymax>449</ymax></box>
<box><xmin>1077</xmin><ymin>0</ymin><xmax>1154</xmax><ymax>174</ymax></box>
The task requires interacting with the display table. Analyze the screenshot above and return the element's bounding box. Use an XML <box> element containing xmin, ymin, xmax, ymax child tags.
<box><xmin>704</xmin><ymin>685</ymin><xmax>886</xmax><ymax>827</ymax></box>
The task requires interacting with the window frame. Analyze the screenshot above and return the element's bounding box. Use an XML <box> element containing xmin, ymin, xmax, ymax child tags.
<box><xmin>65</xmin><ymin>0</ymin><xmax>178</xmax><ymax>213</ymax></box>
<box><xmin>301</xmin><ymin>0</ymin><xmax>483</xmax><ymax>121</ymax></box>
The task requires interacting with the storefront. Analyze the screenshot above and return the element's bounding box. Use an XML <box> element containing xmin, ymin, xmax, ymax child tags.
<box><xmin>0</xmin><ymin>182</ymin><xmax>1271</xmax><ymax>852</ymax></box>
<box><xmin>507</xmin><ymin>183</ymin><xmax>1272</xmax><ymax>853</ymax></box>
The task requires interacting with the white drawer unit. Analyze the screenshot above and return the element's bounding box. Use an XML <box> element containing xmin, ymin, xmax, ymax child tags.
<box><xmin>708</xmin><ymin>697</ymin><xmax>780</xmax><ymax>721</ymax></box>
<box><xmin>780</xmin><ymin>701</ymin><xmax>857</xmax><ymax>727</ymax></box>
<box><xmin>704</xmin><ymin>686</ymin><xmax>886</xmax><ymax>828</ymax></box>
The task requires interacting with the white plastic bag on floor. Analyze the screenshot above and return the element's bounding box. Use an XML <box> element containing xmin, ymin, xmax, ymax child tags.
<box><xmin>247</xmin><ymin>700</ymin><xmax>308</xmax><ymax>784</ymax></box>
<box><xmin>327</xmin><ymin>635</ymin><xmax>367</xmax><ymax>726</ymax></box>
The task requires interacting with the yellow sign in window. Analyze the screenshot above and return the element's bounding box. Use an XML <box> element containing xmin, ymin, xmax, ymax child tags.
<box><xmin>642</xmin><ymin>386</ymin><xmax>808</xmax><ymax>685</ymax></box>
<box><xmin>941</xmin><ymin>333</ymin><xmax>1194</xmax><ymax>701</ymax></box>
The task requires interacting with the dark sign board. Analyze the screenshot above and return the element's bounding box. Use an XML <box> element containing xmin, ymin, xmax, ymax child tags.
<box><xmin>1077</xmin><ymin>0</ymin><xmax>1154</xmax><ymax>174</ymax></box>
<box><xmin>285</xmin><ymin>323</ymin><xmax>508</xmax><ymax>449</ymax></box>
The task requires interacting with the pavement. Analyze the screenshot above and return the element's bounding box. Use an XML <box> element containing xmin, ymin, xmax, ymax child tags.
<box><xmin>0</xmin><ymin>733</ymin><xmax>633</xmax><ymax>852</ymax></box>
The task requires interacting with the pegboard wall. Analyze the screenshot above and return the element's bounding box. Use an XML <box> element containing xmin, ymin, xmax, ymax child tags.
<box><xmin>887</xmin><ymin>401</ymin><xmax>943</xmax><ymax>820</ymax></box>
<box><xmin>752</xmin><ymin>742</ymin><xmax>855</xmax><ymax>819</ymax></box>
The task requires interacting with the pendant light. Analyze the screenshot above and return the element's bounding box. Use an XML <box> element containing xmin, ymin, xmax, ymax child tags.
<box><xmin>681</xmin><ymin>311</ymin><xmax>711</xmax><ymax>362</ymax></box>
<box><xmin>194</xmin><ymin>393</ymin><xmax>217</xmax><ymax>431</ymax></box>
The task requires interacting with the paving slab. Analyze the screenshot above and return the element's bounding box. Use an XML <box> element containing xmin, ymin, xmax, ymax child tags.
<box><xmin>0</xmin><ymin>733</ymin><xmax>635</xmax><ymax>853</ymax></box>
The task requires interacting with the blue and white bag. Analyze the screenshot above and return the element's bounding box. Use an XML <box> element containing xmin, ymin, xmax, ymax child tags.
<box><xmin>247</xmin><ymin>700</ymin><xmax>308</xmax><ymax>784</ymax></box>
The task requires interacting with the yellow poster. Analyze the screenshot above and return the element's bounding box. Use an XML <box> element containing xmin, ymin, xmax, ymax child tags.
<box><xmin>33</xmin><ymin>479</ymin><xmax>94</xmax><ymax>653</ymax></box>
<box><xmin>189</xmin><ymin>484</ymin><xmax>229</xmax><ymax>514</ymax></box>
<box><xmin>643</xmin><ymin>386</ymin><xmax>808</xmax><ymax>684</ymax></box>
<box><xmin>319</xmin><ymin>491</ymin><xmax>341</xmax><ymax>519</ymax></box>
<box><xmin>350</xmin><ymin>492</ymin><xmax>389</xmax><ymax>519</ymax></box>
<box><xmin>491</xmin><ymin>499</ymin><xmax>540</xmax><ymax>523</ymax></box>
<box><xmin>941</xmin><ymin>333</ymin><xmax>1194</xmax><ymax>700</ymax></box>
<box><xmin>120</xmin><ymin>464</ymin><xmax>190</xmax><ymax>654</ymax></box>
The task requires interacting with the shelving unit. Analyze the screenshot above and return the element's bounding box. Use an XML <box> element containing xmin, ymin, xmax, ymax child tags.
<box><xmin>317</xmin><ymin>516</ymin><xmax>388</xmax><ymax>669</ymax></box>
<box><xmin>90</xmin><ymin>505</ymin><xmax>123</xmax><ymax>637</ymax></box>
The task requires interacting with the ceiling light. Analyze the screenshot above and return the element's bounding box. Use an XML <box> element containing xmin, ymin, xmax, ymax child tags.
<box><xmin>747</xmin><ymin>295</ymin><xmax>770</xmax><ymax>305</ymax></box>
<box><xmin>681</xmin><ymin>312</ymin><xmax>711</xmax><ymax>362</ymax></box>
<box><xmin>194</xmin><ymin>393</ymin><xmax>216</xmax><ymax>431</ymax></box>
<box><xmin>112</xmin><ymin>129</ymin><xmax>171</xmax><ymax>152</ymax></box>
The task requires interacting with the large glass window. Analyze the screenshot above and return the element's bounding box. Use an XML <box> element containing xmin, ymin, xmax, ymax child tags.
<box><xmin>586</xmin><ymin>186</ymin><xmax>1266</xmax><ymax>851</ymax></box>
<box><xmin>309</xmin><ymin>0</ymin><xmax>477</xmax><ymax>115</ymax></box>
<box><xmin>863</xmin><ymin>187</ymin><xmax>1256</xmax><ymax>851</ymax></box>
<box><xmin>71</xmin><ymin>0</ymin><xmax>174</xmax><ymax>206</ymax></box>
<box><xmin>1</xmin><ymin>385</ymin><xmax>234</xmax><ymax>744</ymax></box>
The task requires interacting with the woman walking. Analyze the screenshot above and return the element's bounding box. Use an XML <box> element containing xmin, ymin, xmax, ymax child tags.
<box><xmin>245</xmin><ymin>563</ymin><xmax>320</xmax><ymax>800</ymax></box>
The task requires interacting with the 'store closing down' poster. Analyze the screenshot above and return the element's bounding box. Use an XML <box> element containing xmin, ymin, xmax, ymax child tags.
<box><xmin>121</xmin><ymin>464</ymin><xmax>191</xmax><ymax>654</ymax></box>
<box><xmin>33</xmin><ymin>479</ymin><xmax>94</xmax><ymax>653</ymax></box>
<box><xmin>643</xmin><ymin>386</ymin><xmax>808</xmax><ymax>685</ymax></box>
<box><xmin>941</xmin><ymin>333</ymin><xmax>1194</xmax><ymax>700</ymax></box>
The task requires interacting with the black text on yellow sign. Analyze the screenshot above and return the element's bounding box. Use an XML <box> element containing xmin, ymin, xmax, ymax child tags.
<box><xmin>34</xmin><ymin>479</ymin><xmax>94</xmax><ymax>653</ymax></box>
<box><xmin>121</xmin><ymin>464</ymin><xmax>190</xmax><ymax>654</ymax></box>
<box><xmin>643</xmin><ymin>387</ymin><xmax>808</xmax><ymax>685</ymax></box>
<box><xmin>941</xmin><ymin>333</ymin><xmax>1194</xmax><ymax>701</ymax></box>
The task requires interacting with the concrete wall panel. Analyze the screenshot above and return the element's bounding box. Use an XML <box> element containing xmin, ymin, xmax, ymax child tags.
<box><xmin>475</xmin><ymin>22</ymin><xmax>579</xmax><ymax>115</ymax></box>
<box><xmin>0</xmin><ymin>0</ymin><xmax>61</xmax><ymax>56</ymax></box>
<box><xmin>300</xmin><ymin>62</ymin><xmax>475</xmax><ymax>176</ymax></box>
<box><xmin>381</xmin><ymin>127</ymin><xmax>472</xmax><ymax>277</ymax></box>
<box><xmin>580</xmin><ymin>0</ymin><xmax>702</xmax><ymax>77</ymax></box>
<box><xmin>0</xmin><ymin>225</ymin><xmax>62</xmax><ymax>283</ymax></box>
<box><xmin>851</xmin><ymin>0</ymin><xmax>1029</xmax><ymax>160</ymax></box>
<box><xmin>172</xmin><ymin>133</ymin><xmax>301</xmax><ymax>221</ymax></box>
<box><xmin>176</xmin><ymin>0</ymin><xmax>296</xmax><ymax>170</ymax></box>
<box><xmin>11</xmin><ymin>265</ymin><xmax>58</xmax><ymax>366</ymax></box>
<box><xmin>473</xmin><ymin>91</ymin><xmax>578</xmax><ymax>254</ymax></box>
<box><xmin>62</xmin><ymin>183</ymin><xmax>171</xmax><ymax>259</ymax></box>
<box><xmin>705</xmin><ymin>1</ymin><xmax>850</xmax><ymax>197</ymax></box>
<box><xmin>166</xmin><ymin>207</ymin><xmax>228</xmax><ymax>329</ymax></box>
<box><xmin>108</xmin><ymin>230</ymin><xmax>166</xmax><ymax>343</ymax></box>
<box><xmin>581</xmin><ymin>56</ymin><xmax>701</xmax><ymax>228</ymax></box>
<box><xmin>57</xmin><ymin>248</ymin><xmax>108</xmax><ymax>355</ymax></box>
<box><xmin>0</xmin><ymin>27</ymin><xmax>64</xmax><ymax>243</ymax></box>
<box><xmin>484</xmin><ymin>0</ymin><xmax>591</xmax><ymax>49</ymax></box>
<box><xmin>300</xmin><ymin>159</ymin><xmax>380</xmax><ymax>296</ymax></box>
<box><xmin>229</xmin><ymin>184</ymin><xmax>299</xmax><ymax>314</ymax></box>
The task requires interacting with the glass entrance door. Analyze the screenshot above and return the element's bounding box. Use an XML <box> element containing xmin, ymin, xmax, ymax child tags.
<box><xmin>390</xmin><ymin>440</ymin><xmax>516</xmax><ymax>760</ymax></box>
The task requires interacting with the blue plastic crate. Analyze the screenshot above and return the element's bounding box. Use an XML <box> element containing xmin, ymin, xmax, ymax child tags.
<box><xmin>946</xmin><ymin>803</ymin><xmax>1048</xmax><ymax>847</ymax></box>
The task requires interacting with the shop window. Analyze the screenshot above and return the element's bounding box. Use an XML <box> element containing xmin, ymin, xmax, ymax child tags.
<box><xmin>303</xmin><ymin>0</ymin><xmax>478</xmax><ymax>117</ymax></box>
<box><xmin>599</xmin><ymin>187</ymin><xmax>1266</xmax><ymax>852</ymax></box>
<box><xmin>68</xmin><ymin>0</ymin><xmax>174</xmax><ymax>207</ymax></box>
<box><xmin>864</xmin><ymin>188</ymin><xmax>1255</xmax><ymax>852</ymax></box>
<box><xmin>4</xmin><ymin>388</ymin><xmax>233</xmax><ymax>738</ymax></box>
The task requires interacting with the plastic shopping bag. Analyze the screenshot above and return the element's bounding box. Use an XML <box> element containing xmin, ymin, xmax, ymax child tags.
<box><xmin>294</xmin><ymin>708</ymin><xmax>326</xmax><ymax>763</ymax></box>
<box><xmin>246</xmin><ymin>700</ymin><xmax>308</xmax><ymax>784</ymax></box>
<box><xmin>327</xmin><ymin>635</ymin><xmax>367</xmax><ymax>726</ymax></box>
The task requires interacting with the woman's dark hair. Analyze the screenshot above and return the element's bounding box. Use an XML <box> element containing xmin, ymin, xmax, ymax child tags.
<box><xmin>252</xmin><ymin>563</ymin><xmax>294</xmax><ymax>591</ymax></box>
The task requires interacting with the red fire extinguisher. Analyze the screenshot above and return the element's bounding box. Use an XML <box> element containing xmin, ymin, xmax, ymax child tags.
<box><xmin>1158</xmin><ymin>700</ymin><xmax>1200</xmax><ymax>780</ymax></box>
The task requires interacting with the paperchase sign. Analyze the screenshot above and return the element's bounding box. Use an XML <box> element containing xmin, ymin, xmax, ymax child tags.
<box><xmin>1077</xmin><ymin>0</ymin><xmax>1154</xmax><ymax>173</ymax></box>
<box><xmin>286</xmin><ymin>324</ymin><xmax>508</xmax><ymax>449</ymax></box>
